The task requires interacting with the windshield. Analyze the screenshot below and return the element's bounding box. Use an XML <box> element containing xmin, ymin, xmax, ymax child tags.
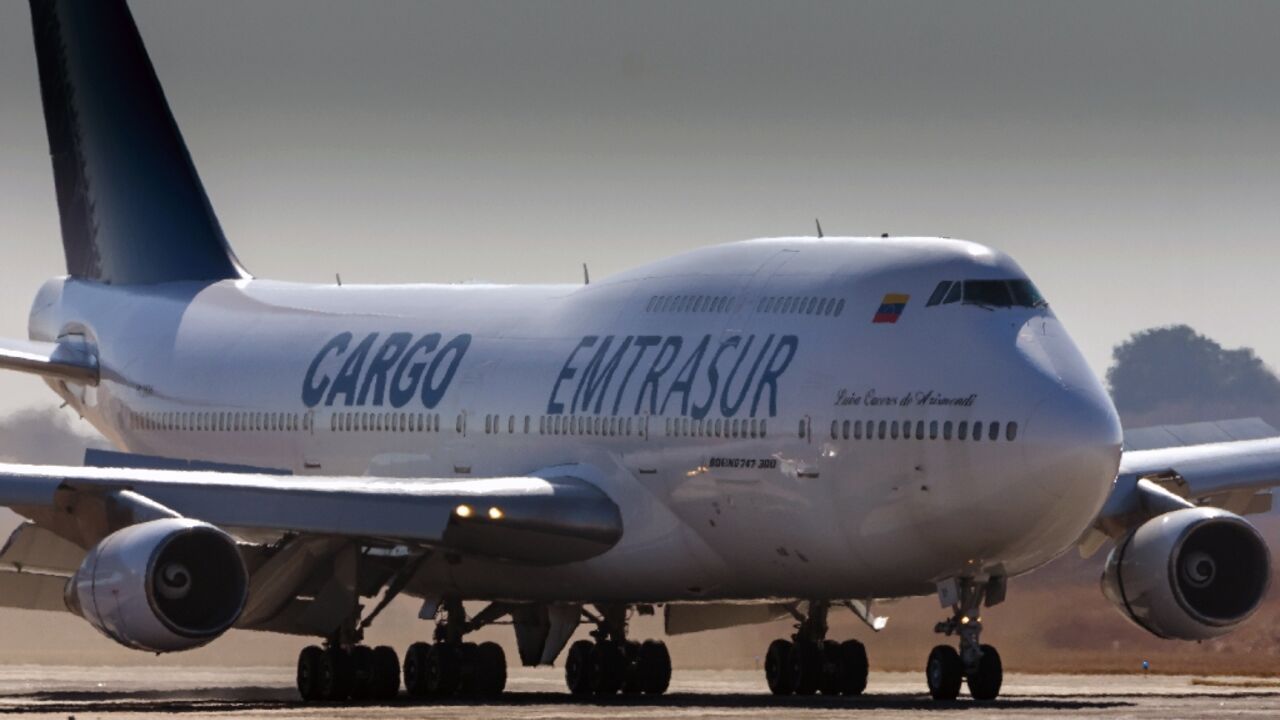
<box><xmin>925</xmin><ymin>279</ymin><xmax>1047</xmax><ymax>309</ymax></box>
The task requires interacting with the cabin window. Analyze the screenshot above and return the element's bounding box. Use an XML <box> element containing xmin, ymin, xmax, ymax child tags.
<box><xmin>958</xmin><ymin>421</ymin><xmax>969</xmax><ymax>441</ymax></box>
<box><xmin>890</xmin><ymin>421</ymin><xmax>899</xmax><ymax>440</ymax></box>
<box><xmin>916</xmin><ymin>420</ymin><xmax>925</xmax><ymax>440</ymax></box>
<box><xmin>972</xmin><ymin>421</ymin><xmax>983</xmax><ymax>441</ymax></box>
<box><xmin>989</xmin><ymin>422</ymin><xmax>1000</xmax><ymax>441</ymax></box>
<box><xmin>1006</xmin><ymin>422</ymin><xmax>1018</xmax><ymax>441</ymax></box>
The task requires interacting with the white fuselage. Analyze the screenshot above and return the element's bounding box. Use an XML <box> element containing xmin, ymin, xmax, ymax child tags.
<box><xmin>29</xmin><ymin>237</ymin><xmax>1123</xmax><ymax>604</ymax></box>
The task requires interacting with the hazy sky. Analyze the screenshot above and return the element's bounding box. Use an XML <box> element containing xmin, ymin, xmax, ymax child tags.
<box><xmin>1</xmin><ymin>1</ymin><xmax>1279</xmax><ymax>418</ymax></box>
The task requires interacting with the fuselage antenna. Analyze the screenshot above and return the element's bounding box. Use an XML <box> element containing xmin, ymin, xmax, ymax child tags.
<box><xmin>583</xmin><ymin>263</ymin><xmax>590</xmax><ymax>285</ymax></box>
<box><xmin>815</xmin><ymin>218</ymin><xmax>824</xmax><ymax>238</ymax></box>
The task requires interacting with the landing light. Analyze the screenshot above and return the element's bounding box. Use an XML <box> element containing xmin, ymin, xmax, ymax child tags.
<box><xmin>488</xmin><ymin>507</ymin><xmax>504</xmax><ymax>520</ymax></box>
<box><xmin>455</xmin><ymin>504</ymin><xmax>473</xmax><ymax>518</ymax></box>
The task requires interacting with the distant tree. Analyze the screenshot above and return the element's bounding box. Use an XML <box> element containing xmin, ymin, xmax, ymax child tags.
<box><xmin>1107</xmin><ymin>325</ymin><xmax>1280</xmax><ymax>427</ymax></box>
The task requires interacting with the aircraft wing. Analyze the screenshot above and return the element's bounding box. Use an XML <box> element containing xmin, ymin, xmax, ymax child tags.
<box><xmin>0</xmin><ymin>461</ymin><xmax>622</xmax><ymax>566</ymax></box>
<box><xmin>0</xmin><ymin>337</ymin><xmax>98</xmax><ymax>385</ymax></box>
<box><xmin>1082</xmin><ymin>422</ymin><xmax>1280</xmax><ymax>554</ymax></box>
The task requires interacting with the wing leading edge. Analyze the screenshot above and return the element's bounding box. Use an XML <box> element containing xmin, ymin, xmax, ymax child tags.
<box><xmin>0</xmin><ymin>462</ymin><xmax>622</xmax><ymax>565</ymax></box>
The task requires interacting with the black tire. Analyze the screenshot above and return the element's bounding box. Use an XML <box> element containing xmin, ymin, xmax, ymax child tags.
<box><xmin>475</xmin><ymin>641</ymin><xmax>507</xmax><ymax>697</ymax></box>
<box><xmin>403</xmin><ymin>642</ymin><xmax>432</xmax><ymax>698</ymax></box>
<box><xmin>620</xmin><ymin>641</ymin><xmax>644</xmax><ymax>695</ymax></box>
<box><xmin>639</xmin><ymin>640</ymin><xmax>671</xmax><ymax>695</ymax></box>
<box><xmin>427</xmin><ymin>642</ymin><xmax>461</xmax><ymax>696</ymax></box>
<box><xmin>966</xmin><ymin>644</ymin><xmax>1003</xmax><ymax>702</ymax></box>
<box><xmin>818</xmin><ymin>640</ymin><xmax>841</xmax><ymax>695</ymax></box>
<box><xmin>348</xmin><ymin>645</ymin><xmax>375</xmax><ymax>701</ymax></box>
<box><xmin>372</xmin><ymin>645</ymin><xmax>401</xmax><ymax>700</ymax></box>
<box><xmin>790</xmin><ymin>640</ymin><xmax>822</xmax><ymax>696</ymax></box>
<box><xmin>926</xmin><ymin>645</ymin><xmax>963</xmax><ymax>701</ymax></box>
<box><xmin>296</xmin><ymin>645</ymin><xmax>325</xmax><ymax>702</ymax></box>
<box><xmin>565</xmin><ymin>639</ymin><xmax>595</xmax><ymax>696</ymax></box>
<box><xmin>837</xmin><ymin>640</ymin><xmax>869</xmax><ymax>696</ymax></box>
<box><xmin>764</xmin><ymin>639</ymin><xmax>793</xmax><ymax>696</ymax></box>
<box><xmin>318</xmin><ymin>646</ymin><xmax>352</xmax><ymax>701</ymax></box>
<box><xmin>456</xmin><ymin>642</ymin><xmax>481</xmax><ymax>695</ymax></box>
<box><xmin>591</xmin><ymin>641</ymin><xmax>626</xmax><ymax>695</ymax></box>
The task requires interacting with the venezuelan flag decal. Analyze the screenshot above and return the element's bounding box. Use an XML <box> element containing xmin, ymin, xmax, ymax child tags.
<box><xmin>872</xmin><ymin>293</ymin><xmax>910</xmax><ymax>324</ymax></box>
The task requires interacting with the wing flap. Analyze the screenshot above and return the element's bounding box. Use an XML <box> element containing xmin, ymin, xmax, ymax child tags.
<box><xmin>0</xmin><ymin>522</ymin><xmax>84</xmax><ymax>574</ymax></box>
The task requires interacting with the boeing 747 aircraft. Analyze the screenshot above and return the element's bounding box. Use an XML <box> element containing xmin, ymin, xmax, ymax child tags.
<box><xmin>0</xmin><ymin>0</ymin><xmax>1274</xmax><ymax>705</ymax></box>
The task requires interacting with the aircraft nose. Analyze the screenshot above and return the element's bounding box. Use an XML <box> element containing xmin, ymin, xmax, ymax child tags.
<box><xmin>1017</xmin><ymin>318</ymin><xmax>1123</xmax><ymax>511</ymax></box>
<box><xmin>1024</xmin><ymin>387</ymin><xmax>1122</xmax><ymax>499</ymax></box>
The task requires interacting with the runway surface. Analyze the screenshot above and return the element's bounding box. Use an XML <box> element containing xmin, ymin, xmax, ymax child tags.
<box><xmin>0</xmin><ymin>666</ymin><xmax>1277</xmax><ymax>718</ymax></box>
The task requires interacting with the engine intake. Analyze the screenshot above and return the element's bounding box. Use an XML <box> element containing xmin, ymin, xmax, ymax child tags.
<box><xmin>1102</xmin><ymin>507</ymin><xmax>1270</xmax><ymax>640</ymax></box>
<box><xmin>66</xmin><ymin>518</ymin><xmax>248</xmax><ymax>652</ymax></box>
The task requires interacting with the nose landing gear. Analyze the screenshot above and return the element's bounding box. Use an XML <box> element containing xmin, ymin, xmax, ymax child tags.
<box><xmin>927</xmin><ymin>577</ymin><xmax>1005</xmax><ymax>702</ymax></box>
<box><xmin>763</xmin><ymin>601</ymin><xmax>869</xmax><ymax>697</ymax></box>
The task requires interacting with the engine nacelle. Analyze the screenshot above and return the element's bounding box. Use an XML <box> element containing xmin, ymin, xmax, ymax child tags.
<box><xmin>65</xmin><ymin>518</ymin><xmax>248</xmax><ymax>652</ymax></box>
<box><xmin>1102</xmin><ymin>507</ymin><xmax>1271</xmax><ymax>640</ymax></box>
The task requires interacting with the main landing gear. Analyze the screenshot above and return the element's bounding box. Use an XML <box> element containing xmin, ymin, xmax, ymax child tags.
<box><xmin>295</xmin><ymin>598</ymin><xmax>509</xmax><ymax>703</ymax></box>
<box><xmin>764</xmin><ymin>601</ymin><xmax>869</xmax><ymax>696</ymax></box>
<box><xmin>564</xmin><ymin>605</ymin><xmax>672</xmax><ymax>696</ymax></box>
<box><xmin>926</xmin><ymin>577</ymin><xmax>1004</xmax><ymax>702</ymax></box>
<box><xmin>403</xmin><ymin>599</ymin><xmax>508</xmax><ymax>699</ymax></box>
<box><xmin>296</xmin><ymin>643</ymin><xmax>401</xmax><ymax>702</ymax></box>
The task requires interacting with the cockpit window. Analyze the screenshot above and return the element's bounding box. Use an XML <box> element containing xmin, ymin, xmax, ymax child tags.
<box><xmin>926</xmin><ymin>281</ymin><xmax>952</xmax><ymax>307</ymax></box>
<box><xmin>963</xmin><ymin>280</ymin><xmax>1014</xmax><ymax>307</ymax></box>
<box><xmin>927</xmin><ymin>279</ymin><xmax>1047</xmax><ymax>309</ymax></box>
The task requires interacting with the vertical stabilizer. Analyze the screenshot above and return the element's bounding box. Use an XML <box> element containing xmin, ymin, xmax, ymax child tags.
<box><xmin>29</xmin><ymin>0</ymin><xmax>247</xmax><ymax>284</ymax></box>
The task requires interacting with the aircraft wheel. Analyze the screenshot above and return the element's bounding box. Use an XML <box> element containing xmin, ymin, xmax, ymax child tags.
<box><xmin>789</xmin><ymin>639</ymin><xmax>822</xmax><ymax>695</ymax></box>
<box><xmin>639</xmin><ymin>640</ymin><xmax>671</xmax><ymax>695</ymax></box>
<box><xmin>348</xmin><ymin>645</ymin><xmax>375</xmax><ymax>701</ymax></box>
<box><xmin>620</xmin><ymin>641</ymin><xmax>644</xmax><ymax>694</ymax></box>
<box><xmin>296</xmin><ymin>645</ymin><xmax>325</xmax><ymax>702</ymax></box>
<box><xmin>403</xmin><ymin>641</ymin><xmax>432</xmax><ymax>698</ymax></box>
<box><xmin>371</xmin><ymin>645</ymin><xmax>401</xmax><ymax>700</ymax></box>
<box><xmin>317</xmin><ymin>646</ymin><xmax>353</xmax><ymax>701</ymax></box>
<box><xmin>818</xmin><ymin>640</ymin><xmax>842</xmax><ymax>695</ymax></box>
<box><xmin>427</xmin><ymin>642</ymin><xmax>461</xmax><ymax>696</ymax></box>
<box><xmin>836</xmin><ymin>639</ymin><xmax>869</xmax><ymax>696</ymax></box>
<box><xmin>475</xmin><ymin>641</ymin><xmax>507</xmax><ymax>697</ymax></box>
<box><xmin>764</xmin><ymin>639</ymin><xmax>793</xmax><ymax>695</ymax></box>
<box><xmin>591</xmin><ymin>641</ymin><xmax>626</xmax><ymax>695</ymax></box>
<box><xmin>926</xmin><ymin>645</ymin><xmax>963</xmax><ymax>701</ymax></box>
<box><xmin>565</xmin><ymin>639</ymin><xmax>595</xmax><ymax>695</ymax></box>
<box><xmin>966</xmin><ymin>644</ymin><xmax>1002</xmax><ymax>701</ymax></box>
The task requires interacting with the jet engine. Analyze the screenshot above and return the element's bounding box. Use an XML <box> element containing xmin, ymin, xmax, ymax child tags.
<box><xmin>65</xmin><ymin>518</ymin><xmax>248</xmax><ymax>652</ymax></box>
<box><xmin>1102</xmin><ymin>507</ymin><xmax>1271</xmax><ymax>640</ymax></box>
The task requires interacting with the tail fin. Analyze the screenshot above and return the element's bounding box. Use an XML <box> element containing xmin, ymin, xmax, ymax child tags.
<box><xmin>29</xmin><ymin>0</ymin><xmax>247</xmax><ymax>285</ymax></box>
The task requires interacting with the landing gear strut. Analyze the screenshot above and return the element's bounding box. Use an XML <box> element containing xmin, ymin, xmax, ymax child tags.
<box><xmin>926</xmin><ymin>577</ymin><xmax>1004</xmax><ymax>702</ymax></box>
<box><xmin>403</xmin><ymin>599</ymin><xmax>508</xmax><ymax>699</ymax></box>
<box><xmin>763</xmin><ymin>601</ymin><xmax>868</xmax><ymax>696</ymax></box>
<box><xmin>564</xmin><ymin>605</ymin><xmax>672</xmax><ymax>696</ymax></box>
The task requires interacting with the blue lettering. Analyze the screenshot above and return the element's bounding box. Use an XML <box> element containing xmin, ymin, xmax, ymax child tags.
<box><xmin>326</xmin><ymin>332</ymin><xmax>379</xmax><ymax>406</ymax></box>
<box><xmin>357</xmin><ymin>332</ymin><xmax>412</xmax><ymax>406</ymax></box>
<box><xmin>421</xmin><ymin>334</ymin><xmax>471</xmax><ymax>408</ymax></box>
<box><xmin>750</xmin><ymin>334</ymin><xmax>798</xmax><ymax>417</ymax></box>
<box><xmin>548</xmin><ymin>336</ymin><xmax>597</xmax><ymax>415</ymax></box>
<box><xmin>389</xmin><ymin>333</ymin><xmax>440</xmax><ymax>408</ymax></box>
<box><xmin>302</xmin><ymin>332</ymin><xmax>351</xmax><ymax>407</ymax></box>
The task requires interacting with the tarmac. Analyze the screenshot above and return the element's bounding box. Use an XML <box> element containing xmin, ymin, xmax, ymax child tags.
<box><xmin>0</xmin><ymin>666</ymin><xmax>1276</xmax><ymax>718</ymax></box>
